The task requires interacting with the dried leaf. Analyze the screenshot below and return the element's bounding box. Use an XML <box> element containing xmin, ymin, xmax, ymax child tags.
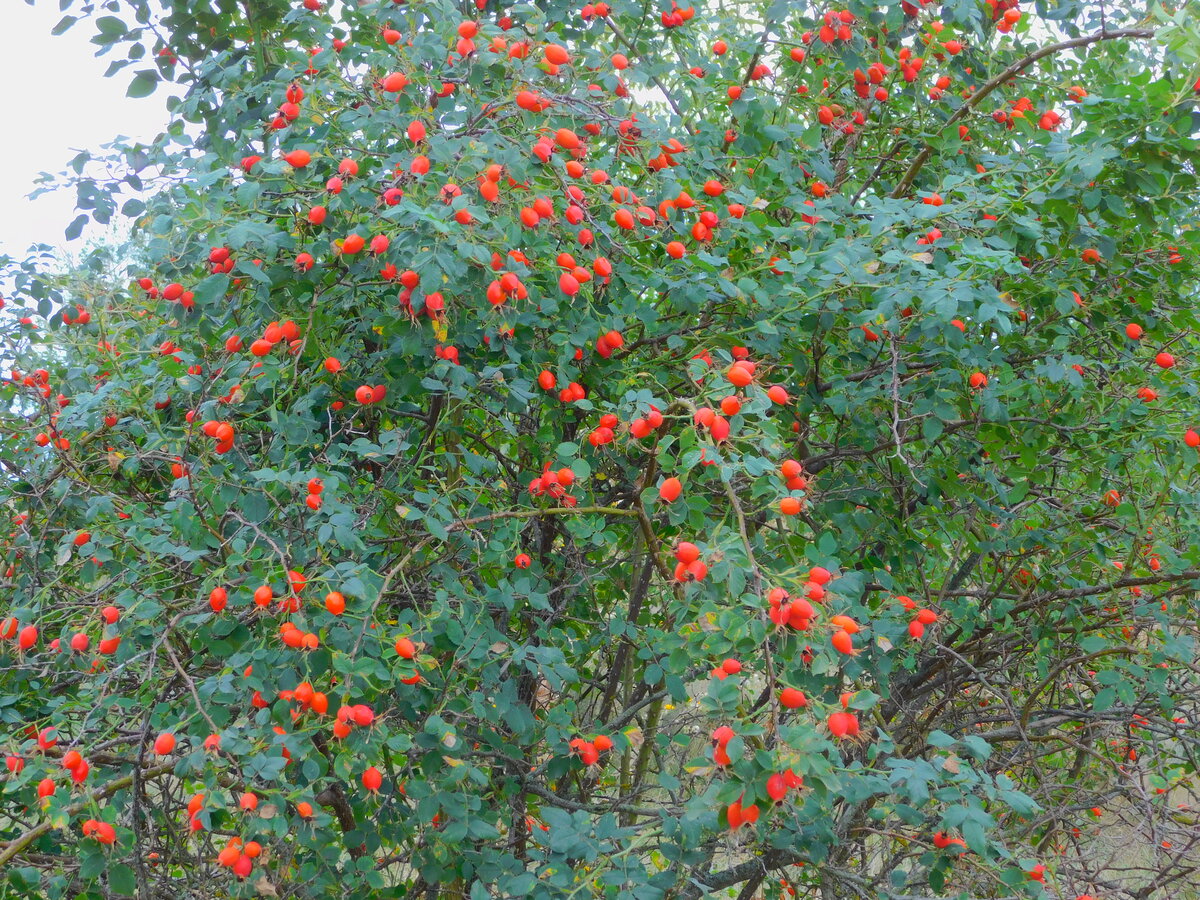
<box><xmin>910</xmin><ymin>252</ymin><xmax>933</xmax><ymax>264</ymax></box>
<box><xmin>942</xmin><ymin>754</ymin><xmax>961</xmax><ymax>774</ymax></box>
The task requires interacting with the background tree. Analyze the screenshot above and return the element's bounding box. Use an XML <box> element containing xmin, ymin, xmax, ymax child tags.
<box><xmin>3</xmin><ymin>0</ymin><xmax>1200</xmax><ymax>898</ymax></box>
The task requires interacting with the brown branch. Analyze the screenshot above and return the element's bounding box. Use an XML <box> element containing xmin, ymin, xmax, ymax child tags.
<box><xmin>0</xmin><ymin>761</ymin><xmax>176</xmax><ymax>867</ymax></box>
<box><xmin>891</xmin><ymin>27</ymin><xmax>1157</xmax><ymax>198</ymax></box>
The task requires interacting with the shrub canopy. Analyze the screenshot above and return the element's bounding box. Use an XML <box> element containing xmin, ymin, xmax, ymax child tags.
<box><xmin>2</xmin><ymin>0</ymin><xmax>1200</xmax><ymax>898</ymax></box>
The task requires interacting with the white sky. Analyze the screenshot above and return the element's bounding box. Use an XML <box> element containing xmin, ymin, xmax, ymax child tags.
<box><xmin>0</xmin><ymin>3</ymin><xmax>172</xmax><ymax>263</ymax></box>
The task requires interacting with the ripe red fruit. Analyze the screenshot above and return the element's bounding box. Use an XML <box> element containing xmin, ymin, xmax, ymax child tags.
<box><xmin>674</xmin><ymin>541</ymin><xmax>700</xmax><ymax>564</ymax></box>
<box><xmin>325</xmin><ymin>591</ymin><xmax>345</xmax><ymax>615</ymax></box>
<box><xmin>559</xmin><ymin>272</ymin><xmax>581</xmax><ymax>296</ymax></box>
<box><xmin>968</xmin><ymin>372</ymin><xmax>987</xmax><ymax>390</ymax></box>
<box><xmin>808</xmin><ymin>566</ymin><xmax>832</xmax><ymax>586</ymax></box>
<box><xmin>362</xmin><ymin>766</ymin><xmax>383</xmax><ymax>792</ymax></box>
<box><xmin>283</xmin><ymin>149</ymin><xmax>311</xmax><ymax>168</ymax></box>
<box><xmin>1185</xmin><ymin>429</ymin><xmax>1200</xmax><ymax>448</ymax></box>
<box><xmin>1125</xmin><ymin>323</ymin><xmax>1143</xmax><ymax>340</ymax></box>
<box><xmin>831</xmin><ymin>630</ymin><xmax>855</xmax><ymax>654</ymax></box>
<box><xmin>727</xmin><ymin>363</ymin><xmax>753</xmax><ymax>387</ymax></box>
<box><xmin>153</xmin><ymin>732</ymin><xmax>176</xmax><ymax>755</ymax></box>
<box><xmin>658</xmin><ymin>477</ymin><xmax>682</xmax><ymax>502</ymax></box>
<box><xmin>827</xmin><ymin>711</ymin><xmax>860</xmax><ymax>738</ymax></box>
<box><xmin>395</xmin><ymin>636</ymin><xmax>416</xmax><ymax>659</ymax></box>
<box><xmin>514</xmin><ymin>553</ymin><xmax>531</xmax><ymax>568</ymax></box>
<box><xmin>779</xmin><ymin>687</ymin><xmax>807</xmax><ymax>708</ymax></box>
<box><xmin>209</xmin><ymin>587</ymin><xmax>228</xmax><ymax>612</ymax></box>
<box><xmin>726</xmin><ymin>797</ymin><xmax>759</xmax><ymax>828</ymax></box>
<box><xmin>1155</xmin><ymin>351</ymin><xmax>1175</xmax><ymax>368</ymax></box>
<box><xmin>17</xmin><ymin>625</ymin><xmax>37</xmax><ymax>650</ymax></box>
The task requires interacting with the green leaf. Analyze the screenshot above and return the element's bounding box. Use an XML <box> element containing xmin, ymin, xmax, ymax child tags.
<box><xmin>126</xmin><ymin>70</ymin><xmax>159</xmax><ymax>98</ymax></box>
<box><xmin>927</xmin><ymin>730</ymin><xmax>956</xmax><ymax>748</ymax></box>
<box><xmin>64</xmin><ymin>214</ymin><xmax>88</xmax><ymax>241</ymax></box>
<box><xmin>107</xmin><ymin>863</ymin><xmax>137</xmax><ymax>896</ymax></box>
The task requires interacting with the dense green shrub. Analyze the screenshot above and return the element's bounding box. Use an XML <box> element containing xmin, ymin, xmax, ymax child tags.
<box><xmin>2</xmin><ymin>0</ymin><xmax>1200</xmax><ymax>897</ymax></box>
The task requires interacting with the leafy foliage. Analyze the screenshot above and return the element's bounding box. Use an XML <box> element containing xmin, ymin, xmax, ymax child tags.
<box><xmin>2</xmin><ymin>0</ymin><xmax>1200</xmax><ymax>897</ymax></box>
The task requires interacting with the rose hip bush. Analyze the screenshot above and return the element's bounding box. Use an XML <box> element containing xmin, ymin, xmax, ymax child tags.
<box><xmin>2</xmin><ymin>0</ymin><xmax>1200</xmax><ymax>897</ymax></box>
